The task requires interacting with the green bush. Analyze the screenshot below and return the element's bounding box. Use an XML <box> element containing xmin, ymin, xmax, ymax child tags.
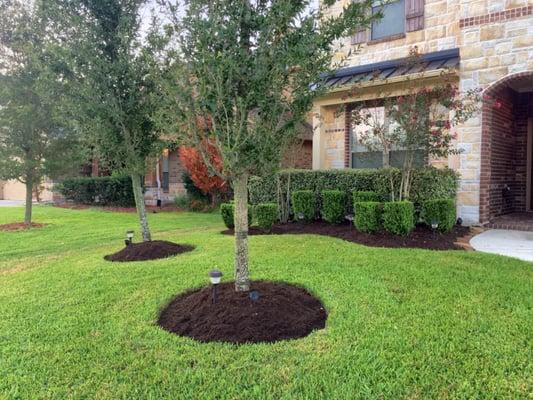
<box><xmin>220</xmin><ymin>203</ymin><xmax>253</xmax><ymax>229</ymax></box>
<box><xmin>422</xmin><ymin>199</ymin><xmax>456</xmax><ymax>233</ymax></box>
<box><xmin>382</xmin><ymin>201</ymin><xmax>415</xmax><ymax>235</ymax></box>
<box><xmin>353</xmin><ymin>191</ymin><xmax>379</xmax><ymax>203</ymax></box>
<box><xmin>255</xmin><ymin>203</ymin><xmax>279</xmax><ymax>231</ymax></box>
<box><xmin>321</xmin><ymin>190</ymin><xmax>346</xmax><ymax>224</ymax></box>
<box><xmin>249</xmin><ymin>168</ymin><xmax>458</xmax><ymax>215</ymax></box>
<box><xmin>57</xmin><ymin>175</ymin><xmax>134</xmax><ymax>207</ymax></box>
<box><xmin>354</xmin><ymin>202</ymin><xmax>381</xmax><ymax>233</ymax></box>
<box><xmin>291</xmin><ymin>190</ymin><xmax>316</xmax><ymax>221</ymax></box>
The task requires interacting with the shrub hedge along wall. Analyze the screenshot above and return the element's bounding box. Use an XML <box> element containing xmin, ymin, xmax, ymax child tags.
<box><xmin>249</xmin><ymin>167</ymin><xmax>459</xmax><ymax>213</ymax></box>
<box><xmin>57</xmin><ymin>176</ymin><xmax>135</xmax><ymax>207</ymax></box>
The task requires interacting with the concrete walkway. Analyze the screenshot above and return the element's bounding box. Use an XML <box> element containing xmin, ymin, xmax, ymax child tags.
<box><xmin>0</xmin><ymin>200</ymin><xmax>24</xmax><ymax>207</ymax></box>
<box><xmin>470</xmin><ymin>229</ymin><xmax>533</xmax><ymax>262</ymax></box>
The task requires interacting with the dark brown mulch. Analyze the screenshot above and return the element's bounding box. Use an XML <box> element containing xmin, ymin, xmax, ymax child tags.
<box><xmin>104</xmin><ymin>240</ymin><xmax>195</xmax><ymax>262</ymax></box>
<box><xmin>157</xmin><ymin>281</ymin><xmax>327</xmax><ymax>344</ymax></box>
<box><xmin>0</xmin><ymin>222</ymin><xmax>45</xmax><ymax>231</ymax></box>
<box><xmin>223</xmin><ymin>221</ymin><xmax>472</xmax><ymax>251</ymax></box>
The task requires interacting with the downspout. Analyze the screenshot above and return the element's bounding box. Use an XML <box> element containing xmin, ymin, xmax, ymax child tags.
<box><xmin>156</xmin><ymin>159</ymin><xmax>162</xmax><ymax>207</ymax></box>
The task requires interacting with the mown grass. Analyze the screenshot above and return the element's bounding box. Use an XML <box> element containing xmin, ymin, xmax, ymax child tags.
<box><xmin>0</xmin><ymin>206</ymin><xmax>531</xmax><ymax>399</ymax></box>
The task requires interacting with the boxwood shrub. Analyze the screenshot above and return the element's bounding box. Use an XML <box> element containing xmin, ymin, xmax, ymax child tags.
<box><xmin>382</xmin><ymin>201</ymin><xmax>415</xmax><ymax>235</ymax></box>
<box><xmin>56</xmin><ymin>175</ymin><xmax>134</xmax><ymax>207</ymax></box>
<box><xmin>353</xmin><ymin>191</ymin><xmax>379</xmax><ymax>203</ymax></box>
<box><xmin>321</xmin><ymin>190</ymin><xmax>346</xmax><ymax>224</ymax></box>
<box><xmin>249</xmin><ymin>168</ymin><xmax>458</xmax><ymax>215</ymax></box>
<box><xmin>255</xmin><ymin>203</ymin><xmax>279</xmax><ymax>231</ymax></box>
<box><xmin>422</xmin><ymin>198</ymin><xmax>456</xmax><ymax>233</ymax></box>
<box><xmin>354</xmin><ymin>201</ymin><xmax>382</xmax><ymax>233</ymax></box>
<box><xmin>291</xmin><ymin>190</ymin><xmax>315</xmax><ymax>221</ymax></box>
<box><xmin>220</xmin><ymin>203</ymin><xmax>253</xmax><ymax>229</ymax></box>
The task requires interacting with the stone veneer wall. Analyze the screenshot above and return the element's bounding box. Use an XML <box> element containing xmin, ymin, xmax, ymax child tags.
<box><xmin>316</xmin><ymin>0</ymin><xmax>533</xmax><ymax>224</ymax></box>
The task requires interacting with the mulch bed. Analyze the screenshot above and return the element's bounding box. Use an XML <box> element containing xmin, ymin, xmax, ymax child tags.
<box><xmin>0</xmin><ymin>222</ymin><xmax>45</xmax><ymax>232</ymax></box>
<box><xmin>223</xmin><ymin>221</ymin><xmax>472</xmax><ymax>251</ymax></box>
<box><xmin>104</xmin><ymin>240</ymin><xmax>195</xmax><ymax>262</ymax></box>
<box><xmin>157</xmin><ymin>281</ymin><xmax>327</xmax><ymax>344</ymax></box>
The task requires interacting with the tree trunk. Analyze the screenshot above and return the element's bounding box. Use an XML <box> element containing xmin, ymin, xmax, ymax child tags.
<box><xmin>233</xmin><ymin>174</ymin><xmax>250</xmax><ymax>292</ymax></box>
<box><xmin>131</xmin><ymin>173</ymin><xmax>152</xmax><ymax>242</ymax></box>
<box><xmin>24</xmin><ymin>179</ymin><xmax>33</xmax><ymax>226</ymax></box>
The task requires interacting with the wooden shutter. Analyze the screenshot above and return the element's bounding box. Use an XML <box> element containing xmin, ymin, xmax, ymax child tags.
<box><xmin>351</xmin><ymin>29</ymin><xmax>367</xmax><ymax>45</ymax></box>
<box><xmin>405</xmin><ymin>0</ymin><xmax>424</xmax><ymax>32</ymax></box>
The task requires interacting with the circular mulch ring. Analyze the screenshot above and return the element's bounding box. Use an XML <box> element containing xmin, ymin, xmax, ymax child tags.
<box><xmin>0</xmin><ymin>222</ymin><xmax>46</xmax><ymax>232</ymax></box>
<box><xmin>104</xmin><ymin>240</ymin><xmax>195</xmax><ymax>262</ymax></box>
<box><xmin>157</xmin><ymin>281</ymin><xmax>327</xmax><ymax>344</ymax></box>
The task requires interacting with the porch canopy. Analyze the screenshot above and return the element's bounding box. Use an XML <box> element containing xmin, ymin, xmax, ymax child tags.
<box><xmin>322</xmin><ymin>48</ymin><xmax>460</xmax><ymax>91</ymax></box>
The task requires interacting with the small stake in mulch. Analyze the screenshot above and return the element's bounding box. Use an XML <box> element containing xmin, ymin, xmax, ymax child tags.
<box><xmin>345</xmin><ymin>214</ymin><xmax>354</xmax><ymax>230</ymax></box>
<box><xmin>431</xmin><ymin>220</ymin><xmax>439</xmax><ymax>239</ymax></box>
<box><xmin>208</xmin><ymin>269</ymin><xmax>223</xmax><ymax>304</ymax></box>
<box><xmin>125</xmin><ymin>230</ymin><xmax>134</xmax><ymax>246</ymax></box>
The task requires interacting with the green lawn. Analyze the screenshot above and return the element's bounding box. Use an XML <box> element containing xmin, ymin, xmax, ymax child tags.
<box><xmin>0</xmin><ymin>206</ymin><xmax>531</xmax><ymax>399</ymax></box>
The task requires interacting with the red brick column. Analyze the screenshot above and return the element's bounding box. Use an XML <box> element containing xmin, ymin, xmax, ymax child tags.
<box><xmin>344</xmin><ymin>104</ymin><xmax>352</xmax><ymax>168</ymax></box>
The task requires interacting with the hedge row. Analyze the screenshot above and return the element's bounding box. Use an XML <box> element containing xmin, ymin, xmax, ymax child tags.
<box><xmin>57</xmin><ymin>175</ymin><xmax>135</xmax><ymax>207</ymax></box>
<box><xmin>249</xmin><ymin>167</ymin><xmax>459</xmax><ymax>213</ymax></box>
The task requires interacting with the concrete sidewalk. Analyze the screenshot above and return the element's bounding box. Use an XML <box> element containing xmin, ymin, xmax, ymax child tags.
<box><xmin>470</xmin><ymin>229</ymin><xmax>533</xmax><ymax>262</ymax></box>
<box><xmin>0</xmin><ymin>200</ymin><xmax>24</xmax><ymax>207</ymax></box>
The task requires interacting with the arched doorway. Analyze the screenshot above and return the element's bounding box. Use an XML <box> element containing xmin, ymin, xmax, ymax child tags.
<box><xmin>479</xmin><ymin>72</ymin><xmax>533</xmax><ymax>225</ymax></box>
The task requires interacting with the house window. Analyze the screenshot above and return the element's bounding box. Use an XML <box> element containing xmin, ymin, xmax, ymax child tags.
<box><xmin>162</xmin><ymin>151</ymin><xmax>170</xmax><ymax>192</ymax></box>
<box><xmin>350</xmin><ymin>106</ymin><xmax>426</xmax><ymax>169</ymax></box>
<box><xmin>371</xmin><ymin>0</ymin><xmax>405</xmax><ymax>40</ymax></box>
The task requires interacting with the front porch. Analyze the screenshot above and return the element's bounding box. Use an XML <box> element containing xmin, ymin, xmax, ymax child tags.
<box><xmin>486</xmin><ymin>212</ymin><xmax>533</xmax><ymax>231</ymax></box>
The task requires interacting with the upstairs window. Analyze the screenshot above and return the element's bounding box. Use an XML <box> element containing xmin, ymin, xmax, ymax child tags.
<box><xmin>371</xmin><ymin>0</ymin><xmax>406</xmax><ymax>40</ymax></box>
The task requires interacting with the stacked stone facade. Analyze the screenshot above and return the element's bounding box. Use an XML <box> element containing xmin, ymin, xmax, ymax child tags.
<box><xmin>314</xmin><ymin>0</ymin><xmax>533</xmax><ymax>225</ymax></box>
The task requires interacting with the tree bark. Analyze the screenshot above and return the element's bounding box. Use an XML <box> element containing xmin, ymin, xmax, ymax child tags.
<box><xmin>233</xmin><ymin>174</ymin><xmax>250</xmax><ymax>292</ymax></box>
<box><xmin>131</xmin><ymin>173</ymin><xmax>152</xmax><ymax>242</ymax></box>
<box><xmin>24</xmin><ymin>178</ymin><xmax>33</xmax><ymax>226</ymax></box>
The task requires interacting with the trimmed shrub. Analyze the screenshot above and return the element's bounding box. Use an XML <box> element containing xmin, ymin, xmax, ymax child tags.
<box><xmin>57</xmin><ymin>175</ymin><xmax>134</xmax><ymax>207</ymax></box>
<box><xmin>249</xmin><ymin>168</ymin><xmax>458</xmax><ymax>215</ymax></box>
<box><xmin>422</xmin><ymin>198</ymin><xmax>456</xmax><ymax>233</ymax></box>
<box><xmin>220</xmin><ymin>203</ymin><xmax>253</xmax><ymax>229</ymax></box>
<box><xmin>321</xmin><ymin>190</ymin><xmax>346</xmax><ymax>224</ymax></box>
<box><xmin>354</xmin><ymin>201</ymin><xmax>381</xmax><ymax>233</ymax></box>
<box><xmin>382</xmin><ymin>201</ymin><xmax>415</xmax><ymax>235</ymax></box>
<box><xmin>255</xmin><ymin>203</ymin><xmax>279</xmax><ymax>231</ymax></box>
<box><xmin>353</xmin><ymin>191</ymin><xmax>379</xmax><ymax>203</ymax></box>
<box><xmin>291</xmin><ymin>190</ymin><xmax>316</xmax><ymax>221</ymax></box>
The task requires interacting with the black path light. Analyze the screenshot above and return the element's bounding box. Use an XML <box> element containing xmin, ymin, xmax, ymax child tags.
<box><xmin>345</xmin><ymin>213</ymin><xmax>354</xmax><ymax>230</ymax></box>
<box><xmin>208</xmin><ymin>269</ymin><xmax>223</xmax><ymax>304</ymax></box>
<box><xmin>125</xmin><ymin>230</ymin><xmax>134</xmax><ymax>246</ymax></box>
<box><xmin>431</xmin><ymin>220</ymin><xmax>439</xmax><ymax>239</ymax></box>
<box><xmin>297</xmin><ymin>212</ymin><xmax>305</xmax><ymax>222</ymax></box>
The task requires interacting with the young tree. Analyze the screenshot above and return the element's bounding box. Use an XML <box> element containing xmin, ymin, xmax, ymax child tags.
<box><xmin>51</xmin><ymin>0</ymin><xmax>172</xmax><ymax>241</ymax></box>
<box><xmin>0</xmin><ymin>0</ymin><xmax>83</xmax><ymax>225</ymax></box>
<box><xmin>351</xmin><ymin>49</ymin><xmax>481</xmax><ymax>201</ymax></box>
<box><xmin>159</xmin><ymin>0</ymin><xmax>378</xmax><ymax>291</ymax></box>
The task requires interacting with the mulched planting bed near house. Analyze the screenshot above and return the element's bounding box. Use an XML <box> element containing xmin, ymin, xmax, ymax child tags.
<box><xmin>104</xmin><ymin>240</ymin><xmax>195</xmax><ymax>262</ymax></box>
<box><xmin>0</xmin><ymin>222</ymin><xmax>45</xmax><ymax>231</ymax></box>
<box><xmin>223</xmin><ymin>221</ymin><xmax>472</xmax><ymax>251</ymax></box>
<box><xmin>157</xmin><ymin>281</ymin><xmax>327</xmax><ymax>344</ymax></box>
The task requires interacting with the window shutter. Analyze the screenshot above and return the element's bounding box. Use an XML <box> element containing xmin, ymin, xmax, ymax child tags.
<box><xmin>351</xmin><ymin>29</ymin><xmax>367</xmax><ymax>45</ymax></box>
<box><xmin>405</xmin><ymin>0</ymin><xmax>424</xmax><ymax>32</ymax></box>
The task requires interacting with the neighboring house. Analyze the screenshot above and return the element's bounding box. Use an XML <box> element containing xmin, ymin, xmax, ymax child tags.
<box><xmin>315</xmin><ymin>0</ymin><xmax>533</xmax><ymax>225</ymax></box>
<box><xmin>0</xmin><ymin>179</ymin><xmax>54</xmax><ymax>202</ymax></box>
<box><xmin>143</xmin><ymin>124</ymin><xmax>314</xmax><ymax>206</ymax></box>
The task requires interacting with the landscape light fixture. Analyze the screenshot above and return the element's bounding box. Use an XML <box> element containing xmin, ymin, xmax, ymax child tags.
<box><xmin>297</xmin><ymin>212</ymin><xmax>305</xmax><ymax>221</ymax></box>
<box><xmin>345</xmin><ymin>214</ymin><xmax>354</xmax><ymax>230</ymax></box>
<box><xmin>126</xmin><ymin>230</ymin><xmax>134</xmax><ymax>246</ymax></box>
<box><xmin>208</xmin><ymin>269</ymin><xmax>223</xmax><ymax>304</ymax></box>
<box><xmin>431</xmin><ymin>220</ymin><xmax>439</xmax><ymax>238</ymax></box>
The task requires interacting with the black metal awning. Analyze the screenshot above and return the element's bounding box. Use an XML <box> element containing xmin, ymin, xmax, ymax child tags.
<box><xmin>323</xmin><ymin>48</ymin><xmax>460</xmax><ymax>90</ymax></box>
